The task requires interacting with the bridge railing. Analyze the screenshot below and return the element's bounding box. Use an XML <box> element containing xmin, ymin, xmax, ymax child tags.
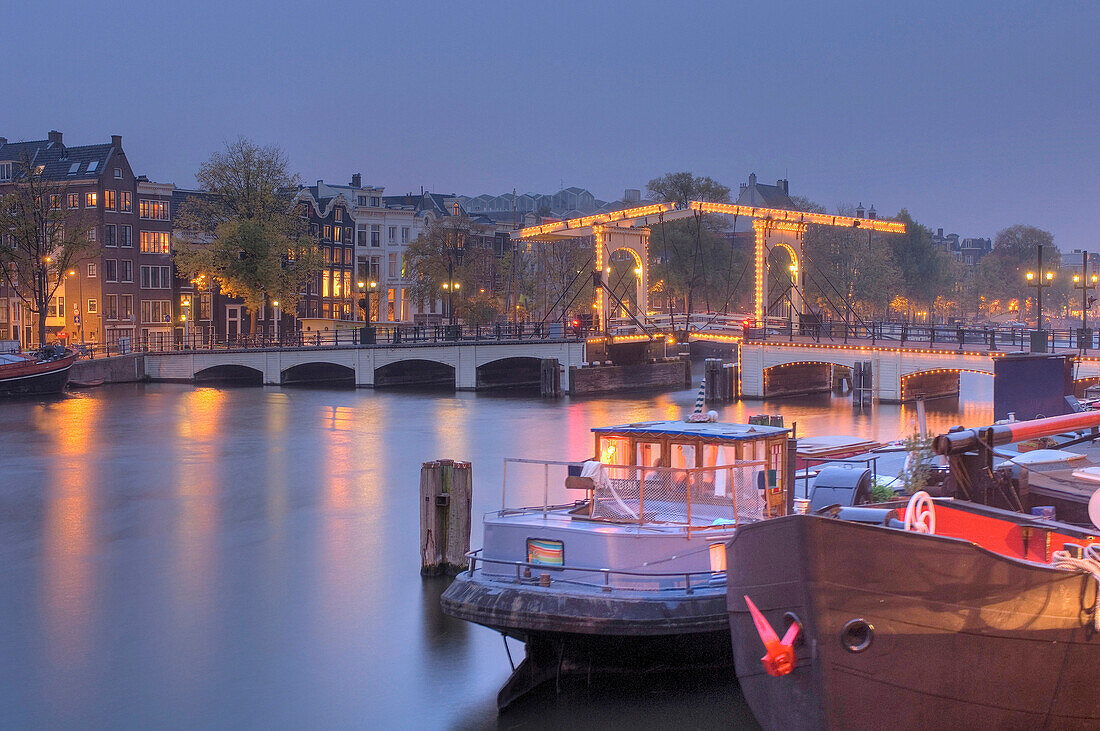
<box><xmin>743</xmin><ymin>321</ymin><xmax>1097</xmax><ymax>351</ymax></box>
<box><xmin>78</xmin><ymin>322</ymin><xmax>588</xmax><ymax>358</ymax></box>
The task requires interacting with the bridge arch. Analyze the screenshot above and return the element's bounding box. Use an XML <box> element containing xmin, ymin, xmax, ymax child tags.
<box><xmin>899</xmin><ymin>367</ymin><xmax>992</xmax><ymax>402</ymax></box>
<box><xmin>475</xmin><ymin>356</ymin><xmax>543</xmax><ymax>391</ymax></box>
<box><xmin>762</xmin><ymin>360</ymin><xmax>847</xmax><ymax>398</ymax></box>
<box><xmin>374</xmin><ymin>358</ymin><xmax>456</xmax><ymax>389</ymax></box>
<box><xmin>281</xmin><ymin>361</ymin><xmax>355</xmax><ymax>387</ymax></box>
<box><xmin>194</xmin><ymin>363</ymin><xmax>263</xmax><ymax>385</ymax></box>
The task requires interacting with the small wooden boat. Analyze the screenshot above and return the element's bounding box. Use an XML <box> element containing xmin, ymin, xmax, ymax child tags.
<box><xmin>67</xmin><ymin>377</ymin><xmax>105</xmax><ymax>389</ymax></box>
<box><xmin>0</xmin><ymin>346</ymin><xmax>75</xmax><ymax>396</ymax></box>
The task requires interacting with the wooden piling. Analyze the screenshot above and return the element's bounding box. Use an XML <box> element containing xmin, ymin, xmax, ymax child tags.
<box><xmin>540</xmin><ymin>358</ymin><xmax>561</xmax><ymax>397</ymax></box>
<box><xmin>705</xmin><ymin>358</ymin><xmax>738</xmax><ymax>403</ymax></box>
<box><xmin>420</xmin><ymin>459</ymin><xmax>473</xmax><ymax>576</ymax></box>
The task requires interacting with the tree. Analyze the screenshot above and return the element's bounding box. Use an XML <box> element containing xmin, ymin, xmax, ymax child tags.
<box><xmin>888</xmin><ymin>210</ymin><xmax>958</xmax><ymax>317</ymax></box>
<box><xmin>404</xmin><ymin>213</ymin><xmax>493</xmax><ymax>323</ymax></box>
<box><xmin>172</xmin><ymin>138</ymin><xmax>321</xmax><ymax>334</ymax></box>
<box><xmin>0</xmin><ymin>156</ymin><xmax>95</xmax><ymax>346</ymax></box>
<box><xmin>975</xmin><ymin>224</ymin><xmax>1058</xmax><ymax>323</ymax></box>
<box><xmin>646</xmin><ymin>172</ymin><xmax>732</xmax><ymax>318</ymax></box>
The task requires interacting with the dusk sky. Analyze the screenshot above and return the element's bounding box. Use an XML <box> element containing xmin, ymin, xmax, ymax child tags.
<box><xmin>5</xmin><ymin>1</ymin><xmax>1097</xmax><ymax>247</ymax></box>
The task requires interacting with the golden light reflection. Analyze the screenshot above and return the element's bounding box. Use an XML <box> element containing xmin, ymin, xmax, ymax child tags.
<box><xmin>38</xmin><ymin>395</ymin><xmax>101</xmax><ymax>671</ymax></box>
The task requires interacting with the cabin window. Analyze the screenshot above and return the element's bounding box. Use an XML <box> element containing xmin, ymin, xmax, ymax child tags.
<box><xmin>670</xmin><ymin>443</ymin><xmax>696</xmax><ymax>470</ymax></box>
<box><xmin>599</xmin><ymin>436</ymin><xmax>631</xmax><ymax>479</ymax></box>
<box><xmin>527</xmin><ymin>538</ymin><xmax>563</xmax><ymax>566</ymax></box>
<box><xmin>703</xmin><ymin>444</ymin><xmax>738</xmax><ymax>497</ymax></box>
<box><xmin>636</xmin><ymin>442</ymin><xmax>662</xmax><ymax>467</ymax></box>
<box><xmin>709</xmin><ymin>543</ymin><xmax>726</xmax><ymax>573</ymax></box>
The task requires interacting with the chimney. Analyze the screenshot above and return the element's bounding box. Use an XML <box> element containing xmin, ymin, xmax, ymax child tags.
<box><xmin>855</xmin><ymin>202</ymin><xmax>865</xmax><ymax>219</ymax></box>
<box><xmin>351</xmin><ymin>173</ymin><xmax>361</xmax><ymax>188</ymax></box>
<box><xmin>111</xmin><ymin>134</ymin><xmax>122</xmax><ymax>147</ymax></box>
<box><xmin>623</xmin><ymin>188</ymin><xmax>640</xmax><ymax>203</ymax></box>
<box><xmin>317</xmin><ymin>179</ymin><xmax>323</xmax><ymax>187</ymax></box>
<box><xmin>937</xmin><ymin>228</ymin><xmax>944</xmax><ymax>238</ymax></box>
<box><xmin>748</xmin><ymin>172</ymin><xmax>757</xmax><ymax>187</ymax></box>
<box><xmin>48</xmin><ymin>130</ymin><xmax>63</xmax><ymax>145</ymax></box>
<box><xmin>0</xmin><ymin>137</ymin><xmax>7</xmax><ymax>146</ymax></box>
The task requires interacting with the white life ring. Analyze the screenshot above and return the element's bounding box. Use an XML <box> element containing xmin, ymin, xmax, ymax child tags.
<box><xmin>903</xmin><ymin>490</ymin><xmax>936</xmax><ymax>534</ymax></box>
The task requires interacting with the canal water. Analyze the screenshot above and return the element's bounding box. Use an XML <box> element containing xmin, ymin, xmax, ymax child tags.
<box><xmin>0</xmin><ymin>373</ymin><xmax>992</xmax><ymax>728</ymax></box>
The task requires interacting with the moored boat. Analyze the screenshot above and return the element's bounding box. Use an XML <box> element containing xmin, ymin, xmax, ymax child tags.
<box><xmin>726</xmin><ymin>499</ymin><xmax>1100</xmax><ymax>730</ymax></box>
<box><xmin>441</xmin><ymin>418</ymin><xmax>795</xmax><ymax>708</ymax></box>
<box><xmin>0</xmin><ymin>345</ymin><xmax>75</xmax><ymax>397</ymax></box>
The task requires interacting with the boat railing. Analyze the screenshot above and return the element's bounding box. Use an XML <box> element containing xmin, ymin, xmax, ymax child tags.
<box><xmin>464</xmin><ymin>548</ymin><xmax>724</xmax><ymax>594</ymax></box>
<box><xmin>500</xmin><ymin>457</ymin><xmax>768</xmax><ymax>532</ymax></box>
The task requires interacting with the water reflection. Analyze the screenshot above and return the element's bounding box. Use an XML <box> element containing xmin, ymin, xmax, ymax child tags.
<box><xmin>0</xmin><ymin>374</ymin><xmax>993</xmax><ymax>727</ymax></box>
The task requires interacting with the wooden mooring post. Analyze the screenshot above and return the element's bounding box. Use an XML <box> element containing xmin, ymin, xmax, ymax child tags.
<box><xmin>704</xmin><ymin>358</ymin><xmax>738</xmax><ymax>403</ymax></box>
<box><xmin>540</xmin><ymin>358</ymin><xmax>561</xmax><ymax>397</ymax></box>
<box><xmin>420</xmin><ymin>459</ymin><xmax>472</xmax><ymax>576</ymax></box>
<box><xmin>853</xmin><ymin>360</ymin><xmax>873</xmax><ymax>406</ymax></box>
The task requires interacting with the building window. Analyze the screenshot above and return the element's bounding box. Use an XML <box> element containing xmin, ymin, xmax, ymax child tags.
<box><xmin>104</xmin><ymin>224</ymin><xmax>117</xmax><ymax>247</ymax></box>
<box><xmin>334</xmin><ymin>208</ymin><xmax>342</xmax><ymax>222</ymax></box>
<box><xmin>87</xmin><ymin>228</ymin><xmax>97</xmax><ymax>242</ymax></box>
<box><xmin>120</xmin><ymin>294</ymin><xmax>133</xmax><ymax>320</ymax></box>
<box><xmin>356</xmin><ymin>223</ymin><xmax>368</xmax><ymax>245</ymax></box>
<box><xmin>140</xmin><ymin>300</ymin><xmax>172</xmax><ymax>324</ymax></box>
<box><xmin>119</xmin><ymin>225</ymin><xmax>132</xmax><ymax>247</ymax></box>
<box><xmin>371</xmin><ymin>225</ymin><xmax>380</xmax><ymax>247</ymax></box>
<box><xmin>370</xmin><ymin>196</ymin><xmax>381</xmax><ymax>207</ymax></box>
<box><xmin>105</xmin><ymin>259</ymin><xmax>118</xmax><ymax>282</ymax></box>
<box><xmin>87</xmin><ymin>298</ymin><xmax>98</xmax><ymax>314</ymax></box>
<box><xmin>402</xmin><ymin>227</ymin><xmax>410</xmax><ymax>243</ymax></box>
<box><xmin>50</xmin><ymin>194</ymin><xmax>61</xmax><ymax>210</ymax></box>
<box><xmin>0</xmin><ymin>162</ymin><xmax>10</xmax><ymax>182</ymax></box>
<box><xmin>120</xmin><ymin>260</ymin><xmax>132</xmax><ymax>282</ymax></box>
<box><xmin>140</xmin><ymin>265</ymin><xmax>172</xmax><ymax>289</ymax></box>
<box><xmin>87</xmin><ymin>262</ymin><xmax>97</xmax><ymax>278</ymax></box>
<box><xmin>67</xmin><ymin>193</ymin><xmax>79</xmax><ymax>209</ymax></box>
<box><xmin>86</xmin><ymin>192</ymin><xmax>98</xmax><ymax>208</ymax></box>
<box><xmin>104</xmin><ymin>190</ymin><xmax>116</xmax><ymax>210</ymax></box>
<box><xmin>323</xmin><ymin>224</ymin><xmax>332</xmax><ymax>240</ymax></box>
<box><xmin>104</xmin><ymin>295</ymin><xmax>118</xmax><ymax>320</ymax></box>
<box><xmin>388</xmin><ymin>226</ymin><xmax>396</xmax><ymax>241</ymax></box>
<box><xmin>357</xmin><ymin>195</ymin><xmax>368</xmax><ymax>206</ymax></box>
<box><xmin>114</xmin><ymin>168</ymin><xmax>122</xmax><ymax>179</ymax></box>
<box><xmin>139</xmin><ymin>199</ymin><xmax>169</xmax><ymax>220</ymax></box>
<box><xmin>200</xmin><ymin>292</ymin><xmax>212</xmax><ymax>320</ymax></box>
<box><xmin>121</xmin><ymin>191</ymin><xmax>132</xmax><ymax>213</ymax></box>
<box><xmin>388</xmin><ymin>253</ymin><xmax>397</xmax><ymax>278</ymax></box>
<box><xmin>139</xmin><ymin>231</ymin><xmax>170</xmax><ymax>253</ymax></box>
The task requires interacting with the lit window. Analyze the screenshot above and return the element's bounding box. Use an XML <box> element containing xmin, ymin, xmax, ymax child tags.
<box><xmin>104</xmin><ymin>190</ymin><xmax>116</xmax><ymax>210</ymax></box>
<box><xmin>138</xmin><ymin>200</ymin><xmax>169</xmax><ymax>220</ymax></box>
<box><xmin>334</xmin><ymin>208</ymin><xmax>342</xmax><ymax>222</ymax></box>
<box><xmin>139</xmin><ymin>231</ymin><xmax>170</xmax><ymax>254</ymax></box>
<box><xmin>87</xmin><ymin>262</ymin><xmax>97</xmax><ymax>278</ymax></box>
<box><xmin>87</xmin><ymin>298</ymin><xmax>98</xmax><ymax>314</ymax></box>
<box><xmin>67</xmin><ymin>193</ymin><xmax>79</xmax><ymax>209</ymax></box>
<box><xmin>121</xmin><ymin>192</ymin><xmax>132</xmax><ymax>213</ymax></box>
<box><xmin>86</xmin><ymin>192</ymin><xmax>98</xmax><ymax>207</ymax></box>
<box><xmin>323</xmin><ymin>225</ymin><xmax>332</xmax><ymax>240</ymax></box>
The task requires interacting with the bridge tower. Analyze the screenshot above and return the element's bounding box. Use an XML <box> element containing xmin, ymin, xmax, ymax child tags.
<box><xmin>593</xmin><ymin>224</ymin><xmax>648</xmax><ymax>328</ymax></box>
<box><xmin>754</xmin><ymin>220</ymin><xmax>805</xmax><ymax>324</ymax></box>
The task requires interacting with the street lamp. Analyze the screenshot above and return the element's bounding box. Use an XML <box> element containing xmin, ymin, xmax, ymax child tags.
<box><xmin>1073</xmin><ymin>251</ymin><xmax>1097</xmax><ymax>342</ymax></box>
<box><xmin>67</xmin><ymin>269</ymin><xmax>85</xmax><ymax>344</ymax></box>
<box><xmin>271</xmin><ymin>300</ymin><xmax>280</xmax><ymax>343</ymax></box>
<box><xmin>1025</xmin><ymin>244</ymin><xmax>1055</xmax><ymax>330</ymax></box>
<box><xmin>356</xmin><ymin>281</ymin><xmax>365</xmax><ymax>324</ymax></box>
<box><xmin>181</xmin><ymin>295</ymin><xmax>192</xmax><ymax>345</ymax></box>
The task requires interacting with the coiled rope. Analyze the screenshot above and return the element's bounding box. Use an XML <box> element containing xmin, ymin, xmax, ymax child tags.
<box><xmin>1052</xmin><ymin>543</ymin><xmax>1100</xmax><ymax>630</ymax></box>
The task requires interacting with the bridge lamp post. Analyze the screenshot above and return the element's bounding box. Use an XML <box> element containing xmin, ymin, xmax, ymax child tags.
<box><xmin>442</xmin><ymin>280</ymin><xmax>461</xmax><ymax>325</ymax></box>
<box><xmin>1025</xmin><ymin>268</ymin><xmax>1054</xmax><ymax>330</ymax></box>
<box><xmin>356</xmin><ymin>281</ymin><xmax>365</xmax><ymax>324</ymax></box>
<box><xmin>272</xmin><ymin>300</ymin><xmax>280</xmax><ymax>343</ymax></box>
<box><xmin>67</xmin><ymin>269</ymin><xmax>85</xmax><ymax>345</ymax></box>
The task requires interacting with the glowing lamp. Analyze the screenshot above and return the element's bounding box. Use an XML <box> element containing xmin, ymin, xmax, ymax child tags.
<box><xmin>1026</xmin><ymin>272</ymin><xmax>1035</xmax><ymax>281</ymax></box>
<box><xmin>1075</xmin><ymin>274</ymin><xmax>1082</xmax><ymax>284</ymax></box>
<box><xmin>272</xmin><ymin>300</ymin><xmax>279</xmax><ymax>308</ymax></box>
<box><xmin>1046</xmin><ymin>271</ymin><xmax>1054</xmax><ymax>281</ymax></box>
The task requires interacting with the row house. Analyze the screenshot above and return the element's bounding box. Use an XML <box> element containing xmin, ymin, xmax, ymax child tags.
<box><xmin>0</xmin><ymin>131</ymin><xmax>175</xmax><ymax>348</ymax></box>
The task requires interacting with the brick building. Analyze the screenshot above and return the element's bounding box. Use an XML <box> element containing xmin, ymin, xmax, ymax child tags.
<box><xmin>0</xmin><ymin>131</ymin><xmax>174</xmax><ymax>348</ymax></box>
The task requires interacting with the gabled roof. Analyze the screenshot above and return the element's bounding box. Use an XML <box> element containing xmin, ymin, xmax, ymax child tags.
<box><xmin>0</xmin><ymin>138</ymin><xmax>115</xmax><ymax>181</ymax></box>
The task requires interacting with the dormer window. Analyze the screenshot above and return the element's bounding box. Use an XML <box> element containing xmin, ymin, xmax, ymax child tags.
<box><xmin>87</xmin><ymin>160</ymin><xmax>99</xmax><ymax>173</ymax></box>
<box><xmin>69</xmin><ymin>163</ymin><xmax>80</xmax><ymax>175</ymax></box>
<box><xmin>370</xmin><ymin>196</ymin><xmax>381</xmax><ymax>207</ymax></box>
<box><xmin>334</xmin><ymin>207</ymin><xmax>343</xmax><ymax>222</ymax></box>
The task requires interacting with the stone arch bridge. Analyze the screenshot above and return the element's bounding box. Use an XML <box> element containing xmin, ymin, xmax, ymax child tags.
<box><xmin>740</xmin><ymin>341</ymin><xmax>1100</xmax><ymax>402</ymax></box>
<box><xmin>144</xmin><ymin>340</ymin><xmax>586</xmax><ymax>390</ymax></box>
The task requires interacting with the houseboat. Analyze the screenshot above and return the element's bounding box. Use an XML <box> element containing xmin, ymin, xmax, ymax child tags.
<box><xmin>440</xmin><ymin>419</ymin><xmax>793</xmax><ymax>708</ymax></box>
<box><xmin>0</xmin><ymin>345</ymin><xmax>75</xmax><ymax>396</ymax></box>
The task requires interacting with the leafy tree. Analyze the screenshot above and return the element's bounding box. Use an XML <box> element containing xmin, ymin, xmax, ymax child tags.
<box><xmin>0</xmin><ymin>156</ymin><xmax>95</xmax><ymax>345</ymax></box>
<box><xmin>404</xmin><ymin>213</ymin><xmax>493</xmax><ymax>321</ymax></box>
<box><xmin>887</xmin><ymin>210</ymin><xmax>959</xmax><ymax>316</ymax></box>
<box><xmin>172</xmin><ymin>138</ymin><xmax>321</xmax><ymax>334</ymax></box>
<box><xmin>646</xmin><ymin>172</ymin><xmax>732</xmax><ymax>319</ymax></box>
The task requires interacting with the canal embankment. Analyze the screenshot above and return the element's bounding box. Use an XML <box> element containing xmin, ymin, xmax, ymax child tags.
<box><xmin>70</xmin><ymin>353</ymin><xmax>145</xmax><ymax>384</ymax></box>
